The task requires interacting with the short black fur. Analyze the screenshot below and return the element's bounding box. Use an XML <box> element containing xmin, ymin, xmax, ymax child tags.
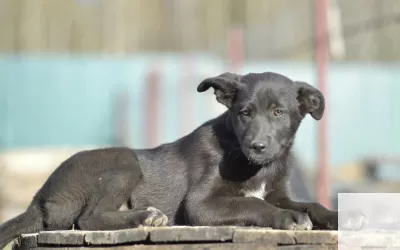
<box><xmin>0</xmin><ymin>72</ymin><xmax>338</xmax><ymax>249</ymax></box>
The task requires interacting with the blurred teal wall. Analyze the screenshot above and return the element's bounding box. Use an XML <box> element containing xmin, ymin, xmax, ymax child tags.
<box><xmin>1</xmin><ymin>55</ymin><xmax>399</xmax><ymax>175</ymax></box>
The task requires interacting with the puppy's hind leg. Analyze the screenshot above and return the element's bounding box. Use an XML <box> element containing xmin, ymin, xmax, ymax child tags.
<box><xmin>42</xmin><ymin>200</ymin><xmax>83</xmax><ymax>231</ymax></box>
<box><xmin>77</xmin><ymin>168</ymin><xmax>168</xmax><ymax>230</ymax></box>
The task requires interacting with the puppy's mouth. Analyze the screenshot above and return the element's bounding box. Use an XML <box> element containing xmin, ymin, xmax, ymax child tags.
<box><xmin>245</xmin><ymin>151</ymin><xmax>275</xmax><ymax>165</ymax></box>
<box><xmin>250</xmin><ymin>156</ymin><xmax>272</xmax><ymax>165</ymax></box>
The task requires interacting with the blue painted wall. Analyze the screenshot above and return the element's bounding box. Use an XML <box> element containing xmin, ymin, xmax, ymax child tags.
<box><xmin>1</xmin><ymin>55</ymin><xmax>399</xmax><ymax>177</ymax></box>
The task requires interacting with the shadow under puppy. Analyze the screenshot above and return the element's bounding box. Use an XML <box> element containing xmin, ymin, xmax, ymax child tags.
<box><xmin>0</xmin><ymin>72</ymin><xmax>337</xmax><ymax>249</ymax></box>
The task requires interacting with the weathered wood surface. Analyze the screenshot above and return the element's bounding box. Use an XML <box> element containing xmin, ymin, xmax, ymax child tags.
<box><xmin>13</xmin><ymin>226</ymin><xmax>338</xmax><ymax>250</ymax></box>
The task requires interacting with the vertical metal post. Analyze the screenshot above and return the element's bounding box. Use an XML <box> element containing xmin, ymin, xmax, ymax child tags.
<box><xmin>179</xmin><ymin>54</ymin><xmax>195</xmax><ymax>137</ymax></box>
<box><xmin>315</xmin><ymin>0</ymin><xmax>331</xmax><ymax>208</ymax></box>
<box><xmin>116</xmin><ymin>90</ymin><xmax>130</xmax><ymax>147</ymax></box>
<box><xmin>146</xmin><ymin>67</ymin><xmax>161</xmax><ymax>148</ymax></box>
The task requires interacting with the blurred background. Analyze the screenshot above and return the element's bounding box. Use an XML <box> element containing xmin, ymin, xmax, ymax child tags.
<box><xmin>1</xmin><ymin>0</ymin><xmax>400</xmax><ymax>230</ymax></box>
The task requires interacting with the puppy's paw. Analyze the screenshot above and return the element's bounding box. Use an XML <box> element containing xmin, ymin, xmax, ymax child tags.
<box><xmin>272</xmin><ymin>209</ymin><xmax>313</xmax><ymax>230</ymax></box>
<box><xmin>304</xmin><ymin>204</ymin><xmax>338</xmax><ymax>230</ymax></box>
<box><xmin>141</xmin><ymin>207</ymin><xmax>169</xmax><ymax>227</ymax></box>
<box><xmin>320</xmin><ymin>211</ymin><xmax>338</xmax><ymax>230</ymax></box>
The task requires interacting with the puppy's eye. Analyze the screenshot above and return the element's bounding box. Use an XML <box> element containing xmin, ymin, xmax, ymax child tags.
<box><xmin>273</xmin><ymin>109</ymin><xmax>284</xmax><ymax>117</ymax></box>
<box><xmin>239</xmin><ymin>109</ymin><xmax>251</xmax><ymax>116</ymax></box>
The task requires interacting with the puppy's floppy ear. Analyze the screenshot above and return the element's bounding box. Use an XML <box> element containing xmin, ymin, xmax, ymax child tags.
<box><xmin>197</xmin><ymin>72</ymin><xmax>241</xmax><ymax>108</ymax></box>
<box><xmin>295</xmin><ymin>81</ymin><xmax>325</xmax><ymax>120</ymax></box>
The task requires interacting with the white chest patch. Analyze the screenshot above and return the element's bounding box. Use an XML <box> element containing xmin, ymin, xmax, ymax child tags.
<box><xmin>242</xmin><ymin>182</ymin><xmax>267</xmax><ymax>200</ymax></box>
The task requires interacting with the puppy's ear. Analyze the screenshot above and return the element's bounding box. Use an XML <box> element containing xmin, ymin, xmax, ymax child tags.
<box><xmin>295</xmin><ymin>81</ymin><xmax>325</xmax><ymax>120</ymax></box>
<box><xmin>197</xmin><ymin>72</ymin><xmax>241</xmax><ymax>108</ymax></box>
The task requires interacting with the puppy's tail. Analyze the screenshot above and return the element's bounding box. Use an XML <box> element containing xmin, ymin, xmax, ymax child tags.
<box><xmin>0</xmin><ymin>206</ymin><xmax>42</xmax><ymax>249</ymax></box>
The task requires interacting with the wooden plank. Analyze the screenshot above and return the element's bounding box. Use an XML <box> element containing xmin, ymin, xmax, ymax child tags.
<box><xmin>13</xmin><ymin>233</ymin><xmax>38</xmax><ymax>249</ymax></box>
<box><xmin>16</xmin><ymin>227</ymin><xmax>339</xmax><ymax>249</ymax></box>
<box><xmin>13</xmin><ymin>243</ymin><xmax>337</xmax><ymax>250</ymax></box>
<box><xmin>14</xmin><ymin>243</ymin><xmax>279</xmax><ymax>250</ymax></box>
<box><xmin>293</xmin><ymin>230</ymin><xmax>338</xmax><ymax>244</ymax></box>
<box><xmin>279</xmin><ymin>246</ymin><xmax>337</xmax><ymax>250</ymax></box>
<box><xmin>233</xmin><ymin>228</ymin><xmax>293</xmax><ymax>245</ymax></box>
<box><xmin>148</xmin><ymin>226</ymin><xmax>235</xmax><ymax>243</ymax></box>
<box><xmin>38</xmin><ymin>230</ymin><xmax>86</xmax><ymax>245</ymax></box>
<box><xmin>85</xmin><ymin>228</ymin><xmax>148</xmax><ymax>245</ymax></box>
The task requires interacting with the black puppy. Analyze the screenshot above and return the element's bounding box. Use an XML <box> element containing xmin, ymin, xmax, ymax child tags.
<box><xmin>0</xmin><ymin>72</ymin><xmax>337</xmax><ymax>248</ymax></box>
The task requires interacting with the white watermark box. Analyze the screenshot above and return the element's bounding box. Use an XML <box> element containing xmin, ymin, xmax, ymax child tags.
<box><xmin>338</xmin><ymin>193</ymin><xmax>400</xmax><ymax>249</ymax></box>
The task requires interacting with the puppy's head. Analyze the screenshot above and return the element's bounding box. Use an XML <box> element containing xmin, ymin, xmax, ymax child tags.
<box><xmin>197</xmin><ymin>72</ymin><xmax>324</xmax><ymax>165</ymax></box>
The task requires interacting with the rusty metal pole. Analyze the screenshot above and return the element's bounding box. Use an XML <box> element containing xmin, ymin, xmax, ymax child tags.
<box><xmin>227</xmin><ymin>27</ymin><xmax>244</xmax><ymax>72</ymax></box>
<box><xmin>315</xmin><ymin>0</ymin><xmax>331</xmax><ymax>209</ymax></box>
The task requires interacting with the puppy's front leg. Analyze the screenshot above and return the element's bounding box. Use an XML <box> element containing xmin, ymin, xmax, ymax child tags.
<box><xmin>274</xmin><ymin>198</ymin><xmax>338</xmax><ymax>230</ymax></box>
<box><xmin>185</xmin><ymin>196</ymin><xmax>312</xmax><ymax>230</ymax></box>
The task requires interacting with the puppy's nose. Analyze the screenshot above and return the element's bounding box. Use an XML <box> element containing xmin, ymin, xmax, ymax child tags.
<box><xmin>250</xmin><ymin>141</ymin><xmax>267</xmax><ymax>153</ymax></box>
